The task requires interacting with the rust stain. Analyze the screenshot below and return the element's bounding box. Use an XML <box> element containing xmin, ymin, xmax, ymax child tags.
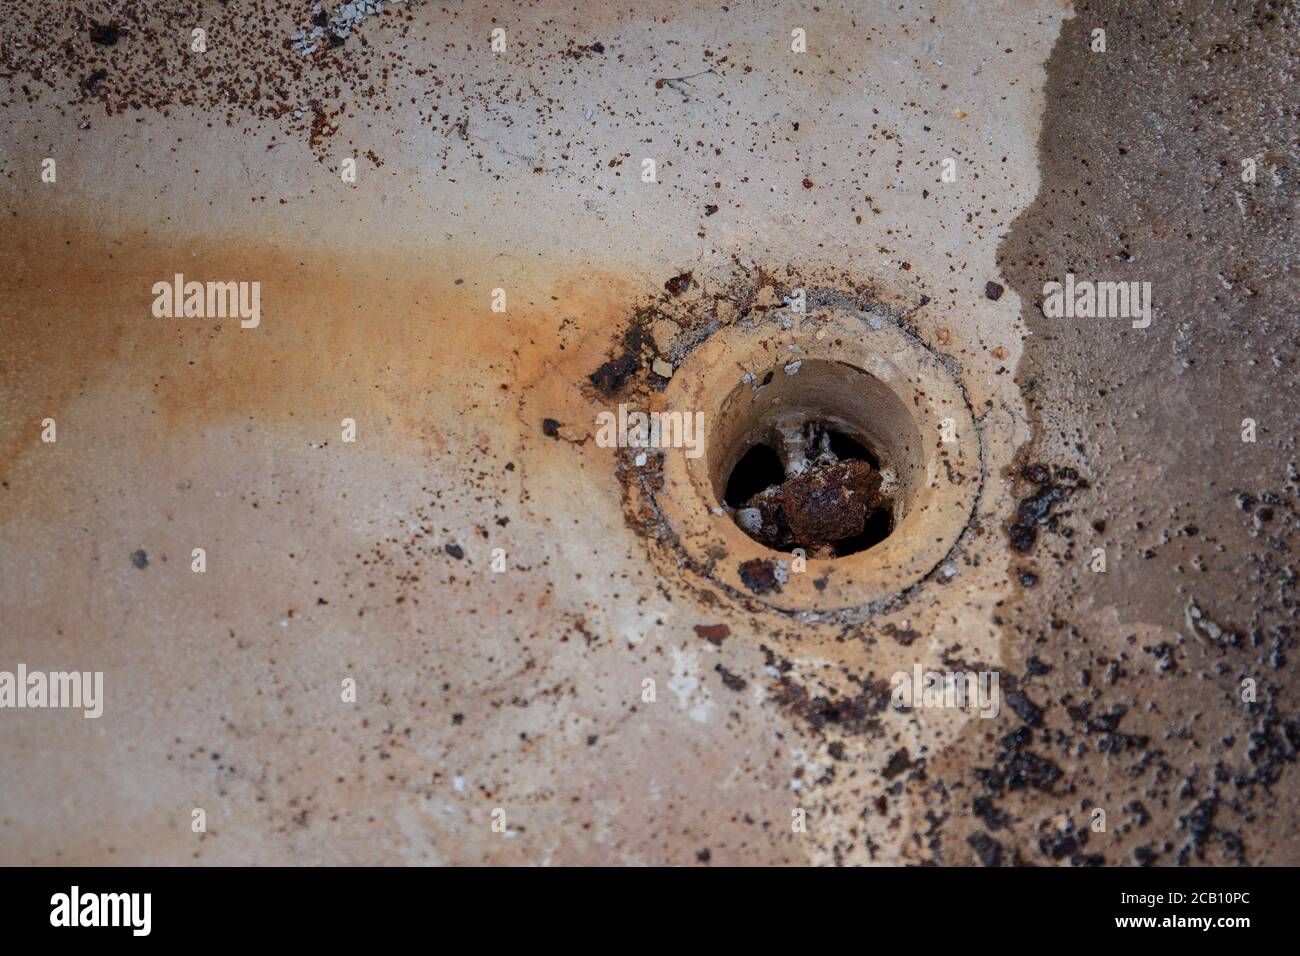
<box><xmin>0</xmin><ymin>207</ymin><xmax>649</xmax><ymax>485</ymax></box>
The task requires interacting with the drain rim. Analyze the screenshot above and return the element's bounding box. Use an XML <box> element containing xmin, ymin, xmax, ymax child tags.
<box><xmin>654</xmin><ymin>306</ymin><xmax>982</xmax><ymax>612</ymax></box>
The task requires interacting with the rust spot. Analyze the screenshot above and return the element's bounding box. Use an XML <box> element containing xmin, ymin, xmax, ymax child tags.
<box><xmin>663</xmin><ymin>271</ymin><xmax>693</xmax><ymax>296</ymax></box>
<box><xmin>737</xmin><ymin>558</ymin><xmax>781</xmax><ymax>595</ymax></box>
<box><xmin>741</xmin><ymin>460</ymin><xmax>884</xmax><ymax>554</ymax></box>
<box><xmin>693</xmin><ymin>623</ymin><xmax>730</xmax><ymax>644</ymax></box>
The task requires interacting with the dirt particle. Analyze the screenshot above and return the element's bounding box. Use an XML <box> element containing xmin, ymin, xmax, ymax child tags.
<box><xmin>130</xmin><ymin>549</ymin><xmax>148</xmax><ymax>569</ymax></box>
<box><xmin>89</xmin><ymin>23</ymin><xmax>119</xmax><ymax>46</ymax></box>
<box><xmin>881</xmin><ymin>622</ymin><xmax>920</xmax><ymax>645</ymax></box>
<box><xmin>738</xmin><ymin>558</ymin><xmax>781</xmax><ymax>595</ymax></box>
<box><xmin>588</xmin><ymin>356</ymin><xmax>637</xmax><ymax>394</ymax></box>
<box><xmin>693</xmin><ymin>623</ymin><xmax>730</xmax><ymax>644</ymax></box>
<box><xmin>1009</xmin><ymin>463</ymin><xmax>1088</xmax><ymax>553</ymax></box>
<box><xmin>664</xmin><ymin>271</ymin><xmax>693</xmax><ymax>296</ymax></box>
<box><xmin>968</xmin><ymin>832</ymin><xmax>1004</xmax><ymax>867</ymax></box>
<box><xmin>588</xmin><ymin>325</ymin><xmax>649</xmax><ymax>394</ymax></box>
<box><xmin>883</xmin><ymin>748</ymin><xmax>911</xmax><ymax>779</ymax></box>
<box><xmin>715</xmin><ymin>664</ymin><xmax>747</xmax><ymax>692</ymax></box>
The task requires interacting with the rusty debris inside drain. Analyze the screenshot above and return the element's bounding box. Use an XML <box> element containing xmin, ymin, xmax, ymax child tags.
<box><xmin>728</xmin><ymin>423</ymin><xmax>894</xmax><ymax>557</ymax></box>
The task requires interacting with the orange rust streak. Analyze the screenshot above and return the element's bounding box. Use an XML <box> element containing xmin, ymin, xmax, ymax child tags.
<box><xmin>1</xmin><ymin>209</ymin><xmax>649</xmax><ymax>481</ymax></box>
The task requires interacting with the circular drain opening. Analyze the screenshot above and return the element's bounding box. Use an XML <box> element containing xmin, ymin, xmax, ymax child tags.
<box><xmin>714</xmin><ymin>358</ymin><xmax>920</xmax><ymax>557</ymax></box>
<box><xmin>652</xmin><ymin>305</ymin><xmax>982</xmax><ymax>612</ymax></box>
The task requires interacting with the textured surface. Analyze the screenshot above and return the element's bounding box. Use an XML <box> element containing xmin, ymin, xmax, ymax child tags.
<box><xmin>1</xmin><ymin>1</ymin><xmax>1295</xmax><ymax>865</ymax></box>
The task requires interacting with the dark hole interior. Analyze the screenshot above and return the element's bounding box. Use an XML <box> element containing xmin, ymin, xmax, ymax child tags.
<box><xmin>723</xmin><ymin>423</ymin><xmax>894</xmax><ymax>557</ymax></box>
<box><xmin>724</xmin><ymin>443</ymin><xmax>785</xmax><ymax>507</ymax></box>
<box><xmin>828</xmin><ymin>430</ymin><xmax>880</xmax><ymax>470</ymax></box>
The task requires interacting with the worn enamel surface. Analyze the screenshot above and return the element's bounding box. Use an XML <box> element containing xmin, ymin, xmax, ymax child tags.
<box><xmin>2</xmin><ymin>1</ymin><xmax>1295</xmax><ymax>865</ymax></box>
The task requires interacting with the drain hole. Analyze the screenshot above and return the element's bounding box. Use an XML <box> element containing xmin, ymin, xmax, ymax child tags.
<box><xmin>724</xmin><ymin>422</ymin><xmax>896</xmax><ymax>558</ymax></box>
<box><xmin>827</xmin><ymin>430</ymin><xmax>880</xmax><ymax>470</ymax></box>
<box><xmin>724</xmin><ymin>443</ymin><xmax>786</xmax><ymax>507</ymax></box>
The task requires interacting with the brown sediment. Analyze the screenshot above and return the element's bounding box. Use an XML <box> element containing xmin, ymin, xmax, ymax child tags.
<box><xmin>740</xmin><ymin>459</ymin><xmax>884</xmax><ymax>552</ymax></box>
<box><xmin>737</xmin><ymin>557</ymin><xmax>781</xmax><ymax>595</ymax></box>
